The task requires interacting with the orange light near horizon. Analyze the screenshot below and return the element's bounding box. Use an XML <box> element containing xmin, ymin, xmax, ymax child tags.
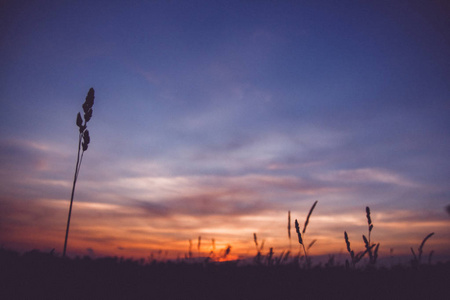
<box><xmin>2</xmin><ymin>195</ymin><xmax>449</xmax><ymax>262</ymax></box>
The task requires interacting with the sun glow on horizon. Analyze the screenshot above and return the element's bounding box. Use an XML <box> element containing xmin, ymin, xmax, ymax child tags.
<box><xmin>1</xmin><ymin>194</ymin><xmax>448</xmax><ymax>261</ymax></box>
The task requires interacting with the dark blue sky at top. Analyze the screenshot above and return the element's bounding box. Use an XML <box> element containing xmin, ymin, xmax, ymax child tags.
<box><xmin>1</xmin><ymin>0</ymin><xmax>449</xmax><ymax>226</ymax></box>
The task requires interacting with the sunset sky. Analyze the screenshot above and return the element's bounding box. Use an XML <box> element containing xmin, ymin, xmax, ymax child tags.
<box><xmin>1</xmin><ymin>0</ymin><xmax>449</xmax><ymax>261</ymax></box>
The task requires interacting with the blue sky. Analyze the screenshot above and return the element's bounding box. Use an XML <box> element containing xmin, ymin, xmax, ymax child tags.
<box><xmin>1</xmin><ymin>0</ymin><xmax>449</xmax><ymax>259</ymax></box>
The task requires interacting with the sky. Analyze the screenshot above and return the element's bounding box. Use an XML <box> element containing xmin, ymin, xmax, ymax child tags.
<box><xmin>1</xmin><ymin>0</ymin><xmax>449</xmax><ymax>261</ymax></box>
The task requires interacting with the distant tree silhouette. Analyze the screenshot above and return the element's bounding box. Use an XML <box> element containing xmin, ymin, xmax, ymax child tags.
<box><xmin>63</xmin><ymin>88</ymin><xmax>95</xmax><ymax>257</ymax></box>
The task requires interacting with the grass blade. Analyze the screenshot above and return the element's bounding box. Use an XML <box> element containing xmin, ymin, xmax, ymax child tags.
<box><xmin>419</xmin><ymin>232</ymin><xmax>434</xmax><ymax>253</ymax></box>
<box><xmin>303</xmin><ymin>200</ymin><xmax>318</xmax><ymax>234</ymax></box>
<box><xmin>288</xmin><ymin>211</ymin><xmax>291</xmax><ymax>240</ymax></box>
<box><xmin>295</xmin><ymin>219</ymin><xmax>303</xmax><ymax>245</ymax></box>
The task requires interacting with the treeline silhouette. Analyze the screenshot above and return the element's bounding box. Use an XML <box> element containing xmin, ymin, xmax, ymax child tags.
<box><xmin>1</xmin><ymin>248</ymin><xmax>448</xmax><ymax>299</ymax></box>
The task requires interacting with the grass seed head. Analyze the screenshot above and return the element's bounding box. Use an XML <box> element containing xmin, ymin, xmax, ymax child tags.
<box><xmin>366</xmin><ymin>206</ymin><xmax>372</xmax><ymax>226</ymax></box>
<box><xmin>288</xmin><ymin>211</ymin><xmax>291</xmax><ymax>240</ymax></box>
<box><xmin>295</xmin><ymin>219</ymin><xmax>303</xmax><ymax>245</ymax></box>
<box><xmin>223</xmin><ymin>245</ymin><xmax>231</xmax><ymax>258</ymax></box>
<box><xmin>82</xmin><ymin>130</ymin><xmax>90</xmax><ymax>151</ymax></box>
<box><xmin>363</xmin><ymin>235</ymin><xmax>369</xmax><ymax>248</ymax></box>
<box><xmin>303</xmin><ymin>200</ymin><xmax>318</xmax><ymax>234</ymax></box>
<box><xmin>76</xmin><ymin>113</ymin><xmax>83</xmax><ymax>128</ymax></box>
<box><xmin>344</xmin><ymin>231</ymin><xmax>351</xmax><ymax>253</ymax></box>
<box><xmin>83</xmin><ymin>88</ymin><xmax>95</xmax><ymax>114</ymax></box>
<box><xmin>307</xmin><ymin>239</ymin><xmax>317</xmax><ymax>251</ymax></box>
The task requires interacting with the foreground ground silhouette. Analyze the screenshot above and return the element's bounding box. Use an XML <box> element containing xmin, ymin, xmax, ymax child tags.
<box><xmin>1</xmin><ymin>249</ymin><xmax>449</xmax><ymax>300</ymax></box>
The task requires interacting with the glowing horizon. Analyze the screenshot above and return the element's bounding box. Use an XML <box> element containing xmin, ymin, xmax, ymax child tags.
<box><xmin>1</xmin><ymin>181</ymin><xmax>448</xmax><ymax>261</ymax></box>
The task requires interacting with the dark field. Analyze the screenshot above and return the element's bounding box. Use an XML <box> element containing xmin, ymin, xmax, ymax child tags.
<box><xmin>1</xmin><ymin>249</ymin><xmax>449</xmax><ymax>300</ymax></box>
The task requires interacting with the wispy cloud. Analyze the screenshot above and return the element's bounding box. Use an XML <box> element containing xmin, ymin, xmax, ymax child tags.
<box><xmin>316</xmin><ymin>168</ymin><xmax>417</xmax><ymax>187</ymax></box>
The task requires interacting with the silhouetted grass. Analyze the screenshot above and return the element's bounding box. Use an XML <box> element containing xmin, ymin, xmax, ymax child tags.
<box><xmin>294</xmin><ymin>200</ymin><xmax>318</xmax><ymax>267</ymax></box>
<box><xmin>344</xmin><ymin>206</ymin><xmax>380</xmax><ymax>268</ymax></box>
<box><xmin>63</xmin><ymin>88</ymin><xmax>95</xmax><ymax>257</ymax></box>
<box><xmin>1</xmin><ymin>248</ymin><xmax>448</xmax><ymax>300</ymax></box>
<box><xmin>411</xmin><ymin>232</ymin><xmax>435</xmax><ymax>269</ymax></box>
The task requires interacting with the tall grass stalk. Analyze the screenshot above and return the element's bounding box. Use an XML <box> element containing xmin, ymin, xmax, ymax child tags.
<box><xmin>295</xmin><ymin>219</ymin><xmax>307</xmax><ymax>262</ymax></box>
<box><xmin>288</xmin><ymin>211</ymin><xmax>291</xmax><ymax>250</ymax></box>
<box><xmin>188</xmin><ymin>239</ymin><xmax>193</xmax><ymax>259</ymax></box>
<box><xmin>253</xmin><ymin>233</ymin><xmax>265</xmax><ymax>264</ymax></box>
<box><xmin>363</xmin><ymin>206</ymin><xmax>380</xmax><ymax>265</ymax></box>
<box><xmin>303</xmin><ymin>200</ymin><xmax>318</xmax><ymax>235</ymax></box>
<box><xmin>411</xmin><ymin>232</ymin><xmax>434</xmax><ymax>268</ymax></box>
<box><xmin>293</xmin><ymin>201</ymin><xmax>318</xmax><ymax>267</ymax></box>
<box><xmin>63</xmin><ymin>88</ymin><xmax>95</xmax><ymax>258</ymax></box>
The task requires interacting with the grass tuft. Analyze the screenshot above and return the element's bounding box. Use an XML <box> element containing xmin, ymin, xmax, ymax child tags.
<box><xmin>345</xmin><ymin>206</ymin><xmax>380</xmax><ymax>267</ymax></box>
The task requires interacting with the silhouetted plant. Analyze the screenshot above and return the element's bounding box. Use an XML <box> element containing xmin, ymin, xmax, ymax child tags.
<box><xmin>344</xmin><ymin>231</ymin><xmax>372</xmax><ymax>269</ymax></box>
<box><xmin>209</xmin><ymin>238</ymin><xmax>216</xmax><ymax>260</ymax></box>
<box><xmin>288</xmin><ymin>210</ymin><xmax>291</xmax><ymax>249</ymax></box>
<box><xmin>266</xmin><ymin>247</ymin><xmax>274</xmax><ymax>266</ymax></box>
<box><xmin>411</xmin><ymin>232</ymin><xmax>434</xmax><ymax>268</ymax></box>
<box><xmin>220</xmin><ymin>245</ymin><xmax>232</xmax><ymax>260</ymax></box>
<box><xmin>294</xmin><ymin>200</ymin><xmax>318</xmax><ymax>267</ymax></box>
<box><xmin>188</xmin><ymin>239</ymin><xmax>193</xmax><ymax>259</ymax></box>
<box><xmin>253</xmin><ymin>233</ymin><xmax>265</xmax><ymax>264</ymax></box>
<box><xmin>295</xmin><ymin>219</ymin><xmax>307</xmax><ymax>262</ymax></box>
<box><xmin>303</xmin><ymin>200</ymin><xmax>318</xmax><ymax>236</ymax></box>
<box><xmin>344</xmin><ymin>206</ymin><xmax>379</xmax><ymax>268</ymax></box>
<box><xmin>362</xmin><ymin>206</ymin><xmax>380</xmax><ymax>265</ymax></box>
<box><xmin>63</xmin><ymin>88</ymin><xmax>95</xmax><ymax>258</ymax></box>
